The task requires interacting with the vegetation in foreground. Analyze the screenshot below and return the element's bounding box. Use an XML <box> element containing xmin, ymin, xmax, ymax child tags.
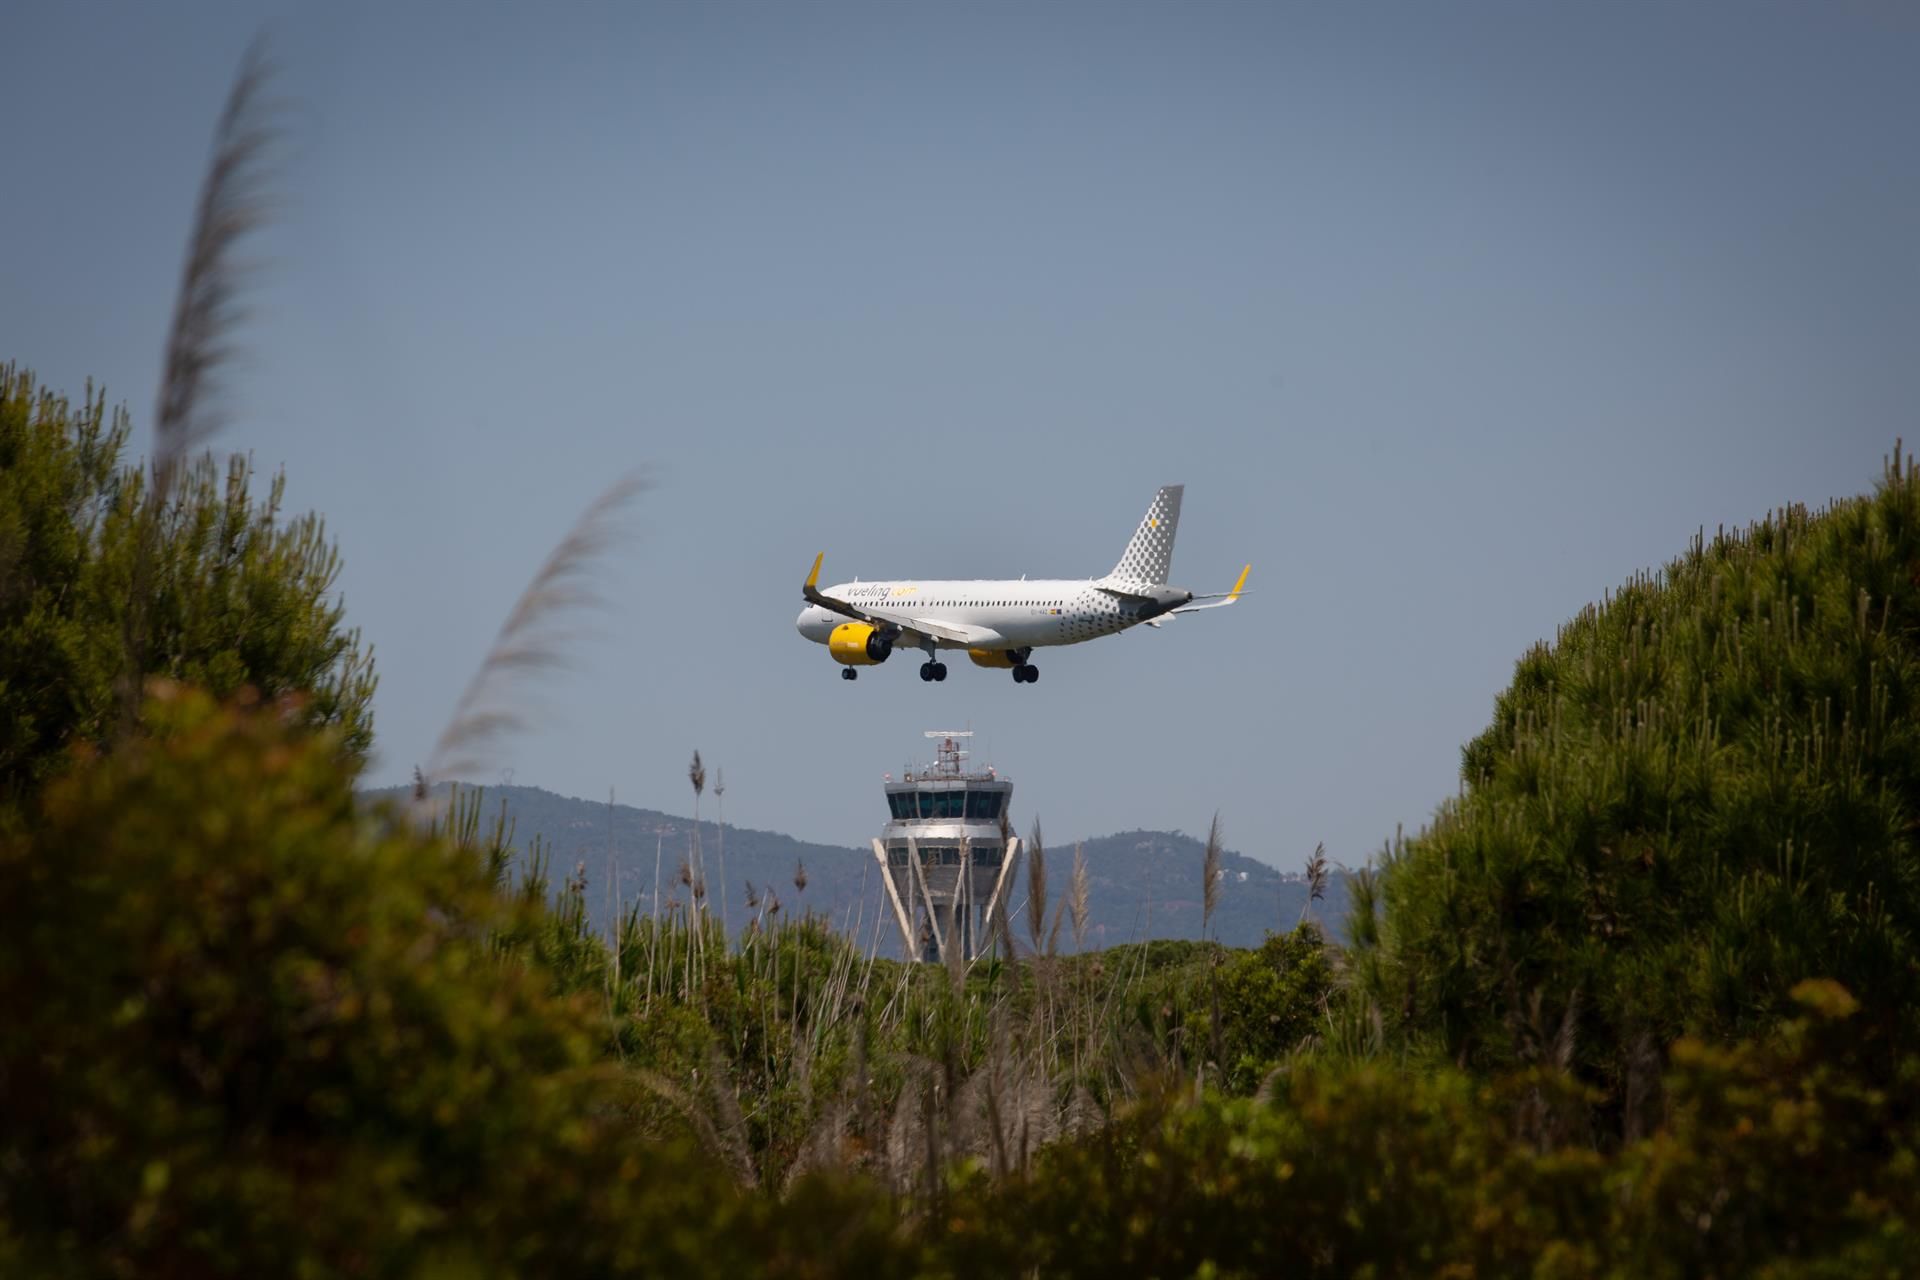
<box><xmin>7</xmin><ymin>349</ymin><xmax>1920</xmax><ymax>1275</ymax></box>
<box><xmin>6</xmin><ymin>48</ymin><xmax>1920</xmax><ymax>1275</ymax></box>
<box><xmin>0</xmin><ymin>366</ymin><xmax>375</xmax><ymax>822</ymax></box>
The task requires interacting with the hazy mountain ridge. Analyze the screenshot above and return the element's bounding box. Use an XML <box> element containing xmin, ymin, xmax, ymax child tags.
<box><xmin>364</xmin><ymin>784</ymin><xmax>1347</xmax><ymax>953</ymax></box>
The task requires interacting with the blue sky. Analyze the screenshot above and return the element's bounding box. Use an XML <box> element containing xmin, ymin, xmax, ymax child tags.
<box><xmin>4</xmin><ymin>2</ymin><xmax>1915</xmax><ymax>867</ymax></box>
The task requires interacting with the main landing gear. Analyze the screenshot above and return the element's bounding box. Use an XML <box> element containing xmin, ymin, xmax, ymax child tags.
<box><xmin>1005</xmin><ymin>647</ymin><xmax>1037</xmax><ymax>684</ymax></box>
<box><xmin>842</xmin><ymin>667</ymin><xmax>858</xmax><ymax>680</ymax></box>
<box><xmin>919</xmin><ymin>661</ymin><xmax>948</xmax><ymax>682</ymax></box>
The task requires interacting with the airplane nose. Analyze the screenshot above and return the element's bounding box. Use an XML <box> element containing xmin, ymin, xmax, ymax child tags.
<box><xmin>796</xmin><ymin>606</ymin><xmax>832</xmax><ymax>641</ymax></box>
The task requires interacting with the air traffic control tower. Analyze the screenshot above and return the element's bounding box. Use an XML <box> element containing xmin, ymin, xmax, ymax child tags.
<box><xmin>873</xmin><ymin>732</ymin><xmax>1022</xmax><ymax>963</ymax></box>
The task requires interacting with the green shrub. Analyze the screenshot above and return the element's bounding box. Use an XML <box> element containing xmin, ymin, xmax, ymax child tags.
<box><xmin>1355</xmin><ymin>450</ymin><xmax>1920</xmax><ymax>1122</ymax></box>
<box><xmin>936</xmin><ymin>981</ymin><xmax>1919</xmax><ymax>1279</ymax></box>
<box><xmin>0</xmin><ymin>688</ymin><xmax>913</xmax><ymax>1278</ymax></box>
<box><xmin>0</xmin><ymin>366</ymin><xmax>375</xmax><ymax>821</ymax></box>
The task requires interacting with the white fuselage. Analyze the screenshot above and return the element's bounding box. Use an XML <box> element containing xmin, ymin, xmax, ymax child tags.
<box><xmin>795</xmin><ymin>578</ymin><xmax>1188</xmax><ymax>652</ymax></box>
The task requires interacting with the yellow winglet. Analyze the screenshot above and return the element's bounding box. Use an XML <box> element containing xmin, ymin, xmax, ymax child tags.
<box><xmin>805</xmin><ymin>552</ymin><xmax>824</xmax><ymax>593</ymax></box>
<box><xmin>1228</xmin><ymin>563</ymin><xmax>1251</xmax><ymax>601</ymax></box>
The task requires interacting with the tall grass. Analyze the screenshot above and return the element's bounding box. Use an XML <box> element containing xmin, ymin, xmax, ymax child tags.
<box><xmin>467</xmin><ymin>799</ymin><xmax>1289</xmax><ymax>1192</ymax></box>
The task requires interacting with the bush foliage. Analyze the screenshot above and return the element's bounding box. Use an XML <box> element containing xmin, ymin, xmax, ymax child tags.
<box><xmin>0</xmin><ymin>365</ymin><xmax>375</xmax><ymax>818</ymax></box>
<box><xmin>0</xmin><ymin>687</ymin><xmax>915</xmax><ymax>1278</ymax></box>
<box><xmin>1350</xmin><ymin>447</ymin><xmax>1920</xmax><ymax>1138</ymax></box>
<box><xmin>945</xmin><ymin>981</ymin><xmax>1919</xmax><ymax>1278</ymax></box>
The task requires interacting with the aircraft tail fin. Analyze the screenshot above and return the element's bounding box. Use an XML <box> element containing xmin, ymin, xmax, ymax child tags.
<box><xmin>1104</xmin><ymin>484</ymin><xmax>1183</xmax><ymax>585</ymax></box>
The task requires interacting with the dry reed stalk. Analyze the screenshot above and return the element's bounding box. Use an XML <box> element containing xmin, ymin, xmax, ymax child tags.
<box><xmin>1067</xmin><ymin>843</ymin><xmax>1091</xmax><ymax>1078</ymax></box>
<box><xmin>991</xmin><ymin>890</ymin><xmax>1017</xmax><ymax>963</ymax></box>
<box><xmin>791</xmin><ymin>922</ymin><xmax>803</xmax><ymax>1040</ymax></box>
<box><xmin>943</xmin><ymin>898</ymin><xmax>966</xmax><ymax>991</ymax></box>
<box><xmin>876</xmin><ymin>962</ymin><xmax>914</xmax><ymax>1031</ymax></box>
<box><xmin>627</xmin><ymin>1069</ymin><xmax>735</xmax><ymax>1170</ymax></box>
<box><xmin>1298</xmin><ymin>840</ymin><xmax>1328</xmax><ymax>928</ymax></box>
<box><xmin>150</xmin><ymin>39</ymin><xmax>276</xmax><ymax>486</ymax></box>
<box><xmin>688</xmin><ymin>751</ymin><xmax>707</xmax><ymax>977</ymax></box>
<box><xmin>122</xmin><ymin>39</ymin><xmax>277</xmax><ymax>729</ymax></box>
<box><xmin>1202</xmin><ymin>812</ymin><xmax>1223</xmax><ymax>938</ymax></box>
<box><xmin>645</xmin><ymin>828</ymin><xmax>665</xmax><ymax>1013</ymax></box>
<box><xmin>606</xmin><ymin>788</ymin><xmax>620</xmax><ymax>997</ymax></box>
<box><xmin>1025</xmin><ymin>818</ymin><xmax>1048</xmax><ymax>953</ymax></box>
<box><xmin>713</xmin><ymin>768</ymin><xmax>728</xmax><ymax>943</ymax></box>
<box><xmin>424</xmin><ymin>470</ymin><xmax>648</xmax><ymax>785</ymax></box>
<box><xmin>679</xmin><ymin>860</ymin><xmax>696</xmax><ymax>997</ymax></box>
<box><xmin>650</xmin><ymin>831</ymin><xmax>665</xmax><ymax>921</ymax></box>
<box><xmin>851</xmin><ymin>999</ymin><xmax>876</xmax><ymax>1155</ymax></box>
<box><xmin>983</xmin><ymin>1009</ymin><xmax>1013</xmax><ymax>1177</ymax></box>
<box><xmin>688</xmin><ymin>749</ymin><xmax>706</xmax><ymax>894</ymax></box>
<box><xmin>1069</xmin><ymin>843</ymin><xmax>1089</xmax><ymax>952</ymax></box>
<box><xmin>1083</xmin><ymin>903</ymin><xmax>1153</xmax><ymax>1083</ymax></box>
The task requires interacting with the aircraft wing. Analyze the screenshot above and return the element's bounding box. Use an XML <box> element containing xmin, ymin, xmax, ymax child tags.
<box><xmin>803</xmin><ymin>554</ymin><xmax>985</xmax><ymax>646</ymax></box>
<box><xmin>870</xmin><ymin>610</ymin><xmax>981</xmax><ymax>645</ymax></box>
<box><xmin>802</xmin><ymin>554</ymin><xmax>872</xmax><ymax>623</ymax></box>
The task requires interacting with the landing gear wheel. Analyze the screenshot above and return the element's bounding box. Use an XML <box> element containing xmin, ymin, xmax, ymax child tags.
<box><xmin>842</xmin><ymin>667</ymin><xmax>858</xmax><ymax>681</ymax></box>
<box><xmin>919</xmin><ymin>662</ymin><xmax>935</xmax><ymax>682</ymax></box>
<box><xmin>931</xmin><ymin>663</ymin><xmax>948</xmax><ymax>682</ymax></box>
<box><xmin>1013</xmin><ymin>663</ymin><xmax>1038</xmax><ymax>683</ymax></box>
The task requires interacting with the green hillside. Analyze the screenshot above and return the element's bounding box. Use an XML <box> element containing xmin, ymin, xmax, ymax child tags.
<box><xmin>364</xmin><ymin>784</ymin><xmax>1347</xmax><ymax>952</ymax></box>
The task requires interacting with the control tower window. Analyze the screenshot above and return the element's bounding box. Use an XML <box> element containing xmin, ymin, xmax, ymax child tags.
<box><xmin>887</xmin><ymin>794</ymin><xmax>914</xmax><ymax>820</ymax></box>
<box><xmin>964</xmin><ymin>791</ymin><xmax>1003</xmax><ymax>820</ymax></box>
<box><xmin>916</xmin><ymin>792</ymin><xmax>937</xmax><ymax>819</ymax></box>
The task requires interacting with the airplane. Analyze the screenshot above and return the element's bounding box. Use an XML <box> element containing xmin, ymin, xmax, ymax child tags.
<box><xmin>795</xmin><ymin>484</ymin><xmax>1249</xmax><ymax>683</ymax></box>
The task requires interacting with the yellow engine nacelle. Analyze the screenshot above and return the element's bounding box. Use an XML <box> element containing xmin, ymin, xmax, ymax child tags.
<box><xmin>967</xmin><ymin>647</ymin><xmax>1017</xmax><ymax>669</ymax></box>
<box><xmin>830</xmin><ymin>622</ymin><xmax>892</xmax><ymax>666</ymax></box>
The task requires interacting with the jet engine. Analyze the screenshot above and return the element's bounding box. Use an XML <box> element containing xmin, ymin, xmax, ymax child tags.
<box><xmin>967</xmin><ymin>647</ymin><xmax>1017</xmax><ymax>669</ymax></box>
<box><xmin>829</xmin><ymin>622</ymin><xmax>893</xmax><ymax>665</ymax></box>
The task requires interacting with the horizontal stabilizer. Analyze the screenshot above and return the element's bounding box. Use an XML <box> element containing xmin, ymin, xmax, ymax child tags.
<box><xmin>1170</xmin><ymin>564</ymin><xmax>1251</xmax><ymax>615</ymax></box>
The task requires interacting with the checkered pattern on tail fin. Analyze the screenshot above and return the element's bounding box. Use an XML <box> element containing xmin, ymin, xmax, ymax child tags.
<box><xmin>1105</xmin><ymin>485</ymin><xmax>1183</xmax><ymax>585</ymax></box>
